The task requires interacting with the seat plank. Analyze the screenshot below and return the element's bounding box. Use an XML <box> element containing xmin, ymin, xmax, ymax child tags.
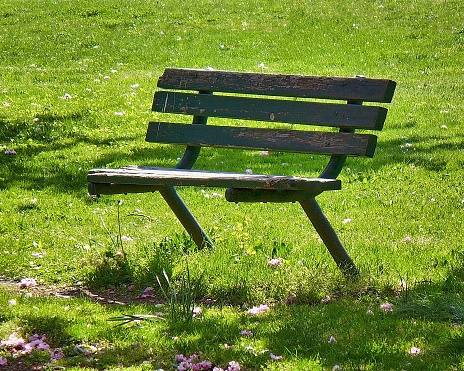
<box><xmin>87</xmin><ymin>167</ymin><xmax>342</xmax><ymax>193</ymax></box>
<box><xmin>153</xmin><ymin>91</ymin><xmax>387</xmax><ymax>130</ymax></box>
<box><xmin>157</xmin><ymin>68</ymin><xmax>396</xmax><ymax>103</ymax></box>
<box><xmin>145</xmin><ymin>122</ymin><xmax>378</xmax><ymax>157</ymax></box>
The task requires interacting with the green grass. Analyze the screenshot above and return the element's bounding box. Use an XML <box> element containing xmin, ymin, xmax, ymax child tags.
<box><xmin>1</xmin><ymin>0</ymin><xmax>463</xmax><ymax>369</ymax></box>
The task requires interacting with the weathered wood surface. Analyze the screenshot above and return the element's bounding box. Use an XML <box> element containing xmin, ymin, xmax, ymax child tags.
<box><xmin>157</xmin><ymin>68</ymin><xmax>396</xmax><ymax>103</ymax></box>
<box><xmin>87</xmin><ymin>167</ymin><xmax>341</xmax><ymax>193</ymax></box>
<box><xmin>152</xmin><ymin>91</ymin><xmax>388</xmax><ymax>130</ymax></box>
<box><xmin>145</xmin><ymin>122</ymin><xmax>378</xmax><ymax>157</ymax></box>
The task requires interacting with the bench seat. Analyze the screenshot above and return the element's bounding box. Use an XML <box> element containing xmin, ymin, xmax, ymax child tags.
<box><xmin>87</xmin><ymin>167</ymin><xmax>341</xmax><ymax>195</ymax></box>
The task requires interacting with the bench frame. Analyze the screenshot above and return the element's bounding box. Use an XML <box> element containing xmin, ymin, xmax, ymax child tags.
<box><xmin>88</xmin><ymin>68</ymin><xmax>396</xmax><ymax>276</ymax></box>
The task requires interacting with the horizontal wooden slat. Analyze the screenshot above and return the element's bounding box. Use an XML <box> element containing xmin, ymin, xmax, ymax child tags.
<box><xmin>157</xmin><ymin>68</ymin><xmax>396</xmax><ymax>103</ymax></box>
<box><xmin>146</xmin><ymin>122</ymin><xmax>378</xmax><ymax>157</ymax></box>
<box><xmin>153</xmin><ymin>91</ymin><xmax>387</xmax><ymax>130</ymax></box>
<box><xmin>87</xmin><ymin>167</ymin><xmax>341</xmax><ymax>193</ymax></box>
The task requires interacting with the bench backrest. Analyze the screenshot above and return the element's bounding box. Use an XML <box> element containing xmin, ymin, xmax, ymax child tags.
<box><xmin>146</xmin><ymin>68</ymin><xmax>396</xmax><ymax>177</ymax></box>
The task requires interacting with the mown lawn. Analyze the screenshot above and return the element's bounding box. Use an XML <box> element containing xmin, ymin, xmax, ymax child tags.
<box><xmin>0</xmin><ymin>0</ymin><xmax>463</xmax><ymax>370</ymax></box>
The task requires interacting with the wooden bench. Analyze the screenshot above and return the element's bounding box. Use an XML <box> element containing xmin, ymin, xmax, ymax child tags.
<box><xmin>87</xmin><ymin>68</ymin><xmax>396</xmax><ymax>276</ymax></box>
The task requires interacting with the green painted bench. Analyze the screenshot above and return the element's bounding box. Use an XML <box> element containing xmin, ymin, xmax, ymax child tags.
<box><xmin>87</xmin><ymin>68</ymin><xmax>396</xmax><ymax>276</ymax></box>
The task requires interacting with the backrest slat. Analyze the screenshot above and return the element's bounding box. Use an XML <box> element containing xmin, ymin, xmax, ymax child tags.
<box><xmin>153</xmin><ymin>91</ymin><xmax>388</xmax><ymax>130</ymax></box>
<box><xmin>157</xmin><ymin>68</ymin><xmax>396</xmax><ymax>103</ymax></box>
<box><xmin>146</xmin><ymin>122</ymin><xmax>378</xmax><ymax>157</ymax></box>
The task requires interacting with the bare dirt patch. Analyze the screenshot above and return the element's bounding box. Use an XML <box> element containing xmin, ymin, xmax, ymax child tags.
<box><xmin>0</xmin><ymin>279</ymin><xmax>160</xmax><ymax>305</ymax></box>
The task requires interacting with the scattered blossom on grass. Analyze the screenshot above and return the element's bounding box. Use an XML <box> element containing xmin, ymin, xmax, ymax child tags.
<box><xmin>193</xmin><ymin>307</ymin><xmax>203</xmax><ymax>317</ymax></box>
<box><xmin>174</xmin><ymin>355</ymin><xmax>241</xmax><ymax>371</ymax></box>
<box><xmin>366</xmin><ymin>309</ymin><xmax>374</xmax><ymax>315</ymax></box>
<box><xmin>247</xmin><ymin>304</ymin><xmax>269</xmax><ymax>316</ymax></box>
<box><xmin>4</xmin><ymin>149</ymin><xmax>16</xmax><ymax>155</ymax></box>
<box><xmin>328</xmin><ymin>336</ymin><xmax>337</xmax><ymax>344</ymax></box>
<box><xmin>0</xmin><ymin>356</ymin><xmax>7</xmax><ymax>366</ymax></box>
<box><xmin>74</xmin><ymin>344</ymin><xmax>98</xmax><ymax>355</ymax></box>
<box><xmin>332</xmin><ymin>365</ymin><xmax>341</xmax><ymax>370</ymax></box>
<box><xmin>245</xmin><ymin>168</ymin><xmax>253</xmax><ymax>174</ymax></box>
<box><xmin>259</xmin><ymin>151</ymin><xmax>269</xmax><ymax>156</ymax></box>
<box><xmin>285</xmin><ymin>295</ymin><xmax>296</xmax><ymax>305</ymax></box>
<box><xmin>19</xmin><ymin>278</ymin><xmax>37</xmax><ymax>288</ymax></box>
<box><xmin>1</xmin><ymin>333</ymin><xmax>50</xmax><ymax>356</ymax></box>
<box><xmin>240</xmin><ymin>330</ymin><xmax>253</xmax><ymax>337</ymax></box>
<box><xmin>270</xmin><ymin>353</ymin><xmax>283</xmax><ymax>360</ymax></box>
<box><xmin>201</xmin><ymin>190</ymin><xmax>223</xmax><ymax>198</ymax></box>
<box><xmin>342</xmin><ymin>218</ymin><xmax>352</xmax><ymax>224</ymax></box>
<box><xmin>62</xmin><ymin>93</ymin><xmax>72</xmax><ymax>99</ymax></box>
<box><xmin>140</xmin><ymin>286</ymin><xmax>154</xmax><ymax>298</ymax></box>
<box><xmin>380</xmin><ymin>302</ymin><xmax>393</xmax><ymax>312</ymax></box>
<box><xmin>267</xmin><ymin>258</ymin><xmax>283</xmax><ymax>268</ymax></box>
<box><xmin>50</xmin><ymin>349</ymin><xmax>66</xmax><ymax>360</ymax></box>
<box><xmin>175</xmin><ymin>354</ymin><xmax>213</xmax><ymax>370</ymax></box>
<box><xmin>409</xmin><ymin>347</ymin><xmax>421</xmax><ymax>355</ymax></box>
<box><xmin>8</xmin><ymin>299</ymin><xmax>17</xmax><ymax>306</ymax></box>
<box><xmin>1</xmin><ymin>333</ymin><xmax>25</xmax><ymax>348</ymax></box>
<box><xmin>227</xmin><ymin>361</ymin><xmax>241</xmax><ymax>371</ymax></box>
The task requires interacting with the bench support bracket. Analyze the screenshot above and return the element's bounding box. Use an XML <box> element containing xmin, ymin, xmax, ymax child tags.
<box><xmin>299</xmin><ymin>196</ymin><xmax>359</xmax><ymax>277</ymax></box>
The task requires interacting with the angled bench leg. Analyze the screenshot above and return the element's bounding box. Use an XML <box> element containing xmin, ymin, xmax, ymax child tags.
<box><xmin>299</xmin><ymin>196</ymin><xmax>359</xmax><ymax>277</ymax></box>
<box><xmin>158</xmin><ymin>186</ymin><xmax>214</xmax><ymax>249</ymax></box>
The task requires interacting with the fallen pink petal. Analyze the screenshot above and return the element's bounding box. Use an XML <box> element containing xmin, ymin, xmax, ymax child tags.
<box><xmin>227</xmin><ymin>360</ymin><xmax>241</xmax><ymax>371</ymax></box>
<box><xmin>1</xmin><ymin>333</ymin><xmax>25</xmax><ymax>348</ymax></box>
<box><xmin>328</xmin><ymin>336</ymin><xmax>337</xmax><ymax>343</ymax></box>
<box><xmin>175</xmin><ymin>354</ymin><xmax>188</xmax><ymax>362</ymax></box>
<box><xmin>240</xmin><ymin>330</ymin><xmax>253</xmax><ymax>337</ymax></box>
<box><xmin>270</xmin><ymin>353</ymin><xmax>283</xmax><ymax>360</ymax></box>
<box><xmin>0</xmin><ymin>356</ymin><xmax>7</xmax><ymax>366</ymax></box>
<box><xmin>247</xmin><ymin>304</ymin><xmax>270</xmax><ymax>315</ymax></box>
<box><xmin>19</xmin><ymin>278</ymin><xmax>37</xmax><ymax>288</ymax></box>
<box><xmin>380</xmin><ymin>302</ymin><xmax>393</xmax><ymax>312</ymax></box>
<box><xmin>409</xmin><ymin>346</ymin><xmax>421</xmax><ymax>355</ymax></box>
<box><xmin>267</xmin><ymin>258</ymin><xmax>283</xmax><ymax>268</ymax></box>
<box><xmin>51</xmin><ymin>349</ymin><xmax>66</xmax><ymax>360</ymax></box>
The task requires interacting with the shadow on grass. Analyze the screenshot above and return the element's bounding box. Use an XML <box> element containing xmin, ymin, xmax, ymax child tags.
<box><xmin>2</xmin><ymin>257</ymin><xmax>461</xmax><ymax>370</ymax></box>
<box><xmin>2</xmin><ymin>106</ymin><xmax>463</xmax><ymax>199</ymax></box>
<box><xmin>164</xmin><ymin>284</ymin><xmax>463</xmax><ymax>370</ymax></box>
<box><xmin>0</xmin><ymin>113</ymin><xmax>169</xmax><ymax>195</ymax></box>
<box><xmin>79</xmin><ymin>251</ymin><xmax>464</xmax><ymax>369</ymax></box>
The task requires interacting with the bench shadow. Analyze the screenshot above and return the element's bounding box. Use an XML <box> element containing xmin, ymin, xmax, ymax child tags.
<box><xmin>159</xmin><ymin>259</ymin><xmax>463</xmax><ymax>369</ymax></box>
<box><xmin>0</xmin><ymin>114</ymin><xmax>169</xmax><ymax>195</ymax></box>
<box><xmin>2</xmin><ymin>109</ymin><xmax>462</xmax><ymax>198</ymax></box>
<box><xmin>4</xmin><ymin>254</ymin><xmax>461</xmax><ymax>369</ymax></box>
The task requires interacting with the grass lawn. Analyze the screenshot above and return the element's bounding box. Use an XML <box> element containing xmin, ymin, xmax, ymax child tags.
<box><xmin>0</xmin><ymin>0</ymin><xmax>463</xmax><ymax>369</ymax></box>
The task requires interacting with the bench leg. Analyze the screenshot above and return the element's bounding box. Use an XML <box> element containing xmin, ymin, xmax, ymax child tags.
<box><xmin>158</xmin><ymin>186</ymin><xmax>214</xmax><ymax>249</ymax></box>
<box><xmin>299</xmin><ymin>197</ymin><xmax>359</xmax><ymax>277</ymax></box>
